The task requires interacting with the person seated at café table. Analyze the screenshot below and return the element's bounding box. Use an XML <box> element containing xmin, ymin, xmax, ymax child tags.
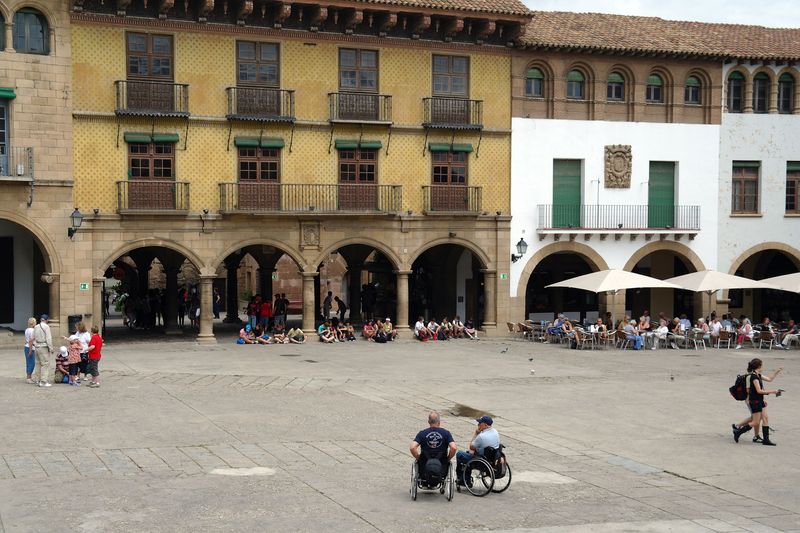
<box><xmin>756</xmin><ymin>316</ymin><xmax>775</xmax><ymax>333</ymax></box>
<box><xmin>561</xmin><ymin>317</ymin><xmax>575</xmax><ymax>339</ymax></box>
<box><xmin>589</xmin><ymin>318</ymin><xmax>608</xmax><ymax>340</ymax></box>
<box><xmin>652</xmin><ymin>319</ymin><xmax>669</xmax><ymax>350</ymax></box>
<box><xmin>696</xmin><ymin>317</ymin><xmax>711</xmax><ymax>341</ymax></box>
<box><xmin>623</xmin><ymin>320</ymin><xmax>644</xmax><ymax>350</ymax></box>
<box><xmin>638</xmin><ymin>315</ymin><xmax>655</xmax><ymax>348</ymax></box>
<box><xmin>779</xmin><ymin>319</ymin><xmax>798</xmax><ymax>349</ymax></box>
<box><xmin>679</xmin><ymin>314</ymin><xmax>692</xmax><ymax>331</ymax></box>
<box><xmin>669</xmin><ymin>318</ymin><xmax>685</xmax><ymax>349</ymax></box>
<box><xmin>709</xmin><ymin>316</ymin><xmax>722</xmax><ymax>345</ymax></box>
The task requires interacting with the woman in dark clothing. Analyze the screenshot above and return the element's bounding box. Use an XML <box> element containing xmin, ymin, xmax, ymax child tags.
<box><xmin>732</xmin><ymin>358</ymin><xmax>783</xmax><ymax>445</ymax></box>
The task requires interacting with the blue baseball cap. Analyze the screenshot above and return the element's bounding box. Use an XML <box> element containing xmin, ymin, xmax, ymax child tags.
<box><xmin>40</xmin><ymin>314</ymin><xmax>49</xmax><ymax>321</ymax></box>
<box><xmin>476</xmin><ymin>415</ymin><xmax>493</xmax><ymax>426</ymax></box>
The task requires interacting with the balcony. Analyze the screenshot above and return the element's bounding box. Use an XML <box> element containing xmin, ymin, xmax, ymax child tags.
<box><xmin>115</xmin><ymin>80</ymin><xmax>189</xmax><ymax>117</ymax></box>
<box><xmin>226</xmin><ymin>87</ymin><xmax>295</xmax><ymax>122</ymax></box>
<box><xmin>422</xmin><ymin>185</ymin><xmax>482</xmax><ymax>214</ymax></box>
<box><xmin>219</xmin><ymin>183</ymin><xmax>402</xmax><ymax>214</ymax></box>
<box><xmin>117</xmin><ymin>180</ymin><xmax>190</xmax><ymax>213</ymax></box>
<box><xmin>536</xmin><ymin>204</ymin><xmax>701</xmax><ymax>241</ymax></box>
<box><xmin>328</xmin><ymin>93</ymin><xmax>392</xmax><ymax>124</ymax></box>
<box><xmin>0</xmin><ymin>146</ymin><xmax>33</xmax><ymax>181</ymax></box>
<box><xmin>422</xmin><ymin>98</ymin><xmax>483</xmax><ymax>129</ymax></box>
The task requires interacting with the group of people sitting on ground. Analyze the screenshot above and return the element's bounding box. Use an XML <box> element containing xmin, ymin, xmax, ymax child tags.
<box><xmin>414</xmin><ymin>315</ymin><xmax>478</xmax><ymax>341</ymax></box>
<box><xmin>317</xmin><ymin>317</ymin><xmax>397</xmax><ymax>343</ymax></box>
<box><xmin>237</xmin><ymin>323</ymin><xmax>306</xmax><ymax>344</ymax></box>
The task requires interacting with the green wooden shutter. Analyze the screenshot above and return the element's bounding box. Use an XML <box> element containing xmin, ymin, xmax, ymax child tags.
<box><xmin>552</xmin><ymin>159</ymin><xmax>582</xmax><ymax>228</ymax></box>
<box><xmin>648</xmin><ymin>161</ymin><xmax>675</xmax><ymax>228</ymax></box>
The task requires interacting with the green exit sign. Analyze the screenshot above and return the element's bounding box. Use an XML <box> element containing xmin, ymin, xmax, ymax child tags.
<box><xmin>79</xmin><ymin>283</ymin><xmax>89</xmax><ymax>290</ymax></box>
<box><xmin>499</xmin><ymin>273</ymin><xmax>508</xmax><ymax>280</ymax></box>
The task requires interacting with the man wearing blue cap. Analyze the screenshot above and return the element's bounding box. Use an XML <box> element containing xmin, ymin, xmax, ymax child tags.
<box><xmin>456</xmin><ymin>415</ymin><xmax>501</xmax><ymax>483</ymax></box>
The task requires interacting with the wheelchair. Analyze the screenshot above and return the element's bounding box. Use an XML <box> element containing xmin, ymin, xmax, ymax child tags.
<box><xmin>410</xmin><ymin>455</ymin><xmax>455</xmax><ymax>501</ymax></box>
<box><xmin>457</xmin><ymin>445</ymin><xmax>512</xmax><ymax>496</ymax></box>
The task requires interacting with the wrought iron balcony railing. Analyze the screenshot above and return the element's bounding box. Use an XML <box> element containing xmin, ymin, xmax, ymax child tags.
<box><xmin>536</xmin><ymin>204</ymin><xmax>701</xmax><ymax>230</ymax></box>
<box><xmin>117</xmin><ymin>180</ymin><xmax>190</xmax><ymax>212</ymax></box>
<box><xmin>226</xmin><ymin>87</ymin><xmax>295</xmax><ymax>122</ymax></box>
<box><xmin>328</xmin><ymin>92</ymin><xmax>392</xmax><ymax>123</ymax></box>
<box><xmin>115</xmin><ymin>80</ymin><xmax>189</xmax><ymax>117</ymax></box>
<box><xmin>219</xmin><ymin>183</ymin><xmax>402</xmax><ymax>214</ymax></box>
<box><xmin>0</xmin><ymin>146</ymin><xmax>33</xmax><ymax>179</ymax></box>
<box><xmin>422</xmin><ymin>185</ymin><xmax>482</xmax><ymax>214</ymax></box>
<box><xmin>422</xmin><ymin>97</ymin><xmax>483</xmax><ymax>129</ymax></box>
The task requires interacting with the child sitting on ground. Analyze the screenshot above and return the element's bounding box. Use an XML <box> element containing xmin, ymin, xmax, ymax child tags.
<box><xmin>287</xmin><ymin>327</ymin><xmax>306</xmax><ymax>344</ymax></box>
<box><xmin>271</xmin><ymin>324</ymin><xmax>288</xmax><ymax>344</ymax></box>
<box><xmin>238</xmin><ymin>324</ymin><xmax>255</xmax><ymax>344</ymax></box>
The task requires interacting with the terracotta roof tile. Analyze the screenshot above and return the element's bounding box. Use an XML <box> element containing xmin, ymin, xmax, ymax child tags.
<box><xmin>347</xmin><ymin>0</ymin><xmax>531</xmax><ymax>17</ymax></box>
<box><xmin>523</xmin><ymin>11</ymin><xmax>800</xmax><ymax>60</ymax></box>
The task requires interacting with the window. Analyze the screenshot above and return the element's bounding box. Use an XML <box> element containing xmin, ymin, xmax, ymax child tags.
<box><xmin>432</xmin><ymin>55</ymin><xmax>468</xmax><ymax>96</ymax></box>
<box><xmin>606</xmin><ymin>72</ymin><xmax>625</xmax><ymax>101</ymax></box>
<box><xmin>731</xmin><ymin>162</ymin><xmax>759</xmax><ymax>214</ymax></box>
<box><xmin>127</xmin><ymin>33</ymin><xmax>173</xmax><ymax>79</ymax></box>
<box><xmin>432</xmin><ymin>151</ymin><xmax>467</xmax><ymax>184</ymax></box>
<box><xmin>525</xmin><ymin>67</ymin><xmax>544</xmax><ymax>97</ymax></box>
<box><xmin>646</xmin><ymin>74</ymin><xmax>663</xmax><ymax>103</ymax></box>
<box><xmin>0</xmin><ymin>13</ymin><xmax>5</xmax><ymax>51</ymax></box>
<box><xmin>727</xmin><ymin>71</ymin><xmax>744</xmax><ymax>113</ymax></box>
<box><xmin>685</xmin><ymin>76</ymin><xmax>701</xmax><ymax>105</ymax></box>
<box><xmin>13</xmin><ymin>9</ymin><xmax>48</xmax><ymax>54</ymax></box>
<box><xmin>236</xmin><ymin>41</ymin><xmax>279</xmax><ymax>87</ymax></box>
<box><xmin>787</xmin><ymin>163</ymin><xmax>800</xmax><ymax>213</ymax></box>
<box><xmin>238</xmin><ymin>147</ymin><xmax>280</xmax><ymax>181</ymax></box>
<box><xmin>338</xmin><ymin>149</ymin><xmax>377</xmax><ymax>182</ymax></box>
<box><xmin>339</xmin><ymin>49</ymin><xmax>377</xmax><ymax>92</ymax></box>
<box><xmin>753</xmin><ymin>73</ymin><xmax>769</xmax><ymax>113</ymax></box>
<box><xmin>566</xmin><ymin>70</ymin><xmax>584</xmax><ymax>100</ymax></box>
<box><xmin>778</xmin><ymin>73</ymin><xmax>794</xmax><ymax>114</ymax></box>
<box><xmin>129</xmin><ymin>142</ymin><xmax>175</xmax><ymax>179</ymax></box>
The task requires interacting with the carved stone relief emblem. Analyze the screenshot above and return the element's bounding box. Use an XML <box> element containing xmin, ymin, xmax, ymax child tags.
<box><xmin>604</xmin><ymin>145</ymin><xmax>632</xmax><ymax>188</ymax></box>
<box><xmin>300</xmin><ymin>222</ymin><xmax>321</xmax><ymax>250</ymax></box>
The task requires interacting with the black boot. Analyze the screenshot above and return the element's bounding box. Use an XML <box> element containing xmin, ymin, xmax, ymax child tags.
<box><xmin>732</xmin><ymin>424</ymin><xmax>752</xmax><ymax>443</ymax></box>
<box><xmin>762</xmin><ymin>426</ymin><xmax>776</xmax><ymax>446</ymax></box>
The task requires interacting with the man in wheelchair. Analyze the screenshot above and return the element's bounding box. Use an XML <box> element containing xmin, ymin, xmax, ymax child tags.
<box><xmin>409</xmin><ymin>411</ymin><xmax>457</xmax><ymax>488</ymax></box>
<box><xmin>456</xmin><ymin>415</ymin><xmax>501</xmax><ymax>485</ymax></box>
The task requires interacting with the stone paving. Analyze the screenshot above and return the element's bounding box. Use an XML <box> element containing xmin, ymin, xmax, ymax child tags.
<box><xmin>0</xmin><ymin>336</ymin><xmax>798</xmax><ymax>532</ymax></box>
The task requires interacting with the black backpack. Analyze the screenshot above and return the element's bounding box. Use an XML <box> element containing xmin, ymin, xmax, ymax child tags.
<box><xmin>729</xmin><ymin>374</ymin><xmax>749</xmax><ymax>401</ymax></box>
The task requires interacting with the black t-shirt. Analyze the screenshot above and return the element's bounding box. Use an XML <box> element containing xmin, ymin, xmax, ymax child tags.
<box><xmin>748</xmin><ymin>373</ymin><xmax>764</xmax><ymax>402</ymax></box>
<box><xmin>414</xmin><ymin>427</ymin><xmax>454</xmax><ymax>459</ymax></box>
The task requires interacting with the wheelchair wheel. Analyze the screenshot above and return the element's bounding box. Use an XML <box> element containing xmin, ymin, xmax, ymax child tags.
<box><xmin>462</xmin><ymin>457</ymin><xmax>494</xmax><ymax>497</ymax></box>
<box><xmin>410</xmin><ymin>462</ymin><xmax>418</xmax><ymax>501</ymax></box>
<box><xmin>491</xmin><ymin>461</ymin><xmax>511</xmax><ymax>493</ymax></box>
<box><xmin>445</xmin><ymin>462</ymin><xmax>455</xmax><ymax>501</ymax></box>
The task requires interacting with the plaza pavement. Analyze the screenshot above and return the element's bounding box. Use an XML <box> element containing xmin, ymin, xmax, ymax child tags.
<box><xmin>0</xmin><ymin>332</ymin><xmax>798</xmax><ymax>532</ymax></box>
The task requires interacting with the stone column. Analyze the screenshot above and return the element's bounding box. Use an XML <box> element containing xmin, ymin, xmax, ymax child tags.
<box><xmin>41</xmin><ymin>273</ymin><xmax>61</xmax><ymax>330</ymax></box>
<box><xmin>302</xmin><ymin>272</ymin><xmax>318</xmax><ymax>333</ymax></box>
<box><xmin>224</xmin><ymin>256</ymin><xmax>241</xmax><ymax>323</ymax></box>
<box><xmin>5</xmin><ymin>23</ymin><xmax>14</xmax><ymax>53</ymax></box>
<box><xmin>744</xmin><ymin>75</ymin><xmax>754</xmax><ymax>113</ymax></box>
<box><xmin>769</xmin><ymin>79</ymin><xmax>779</xmax><ymax>114</ymax></box>
<box><xmin>394</xmin><ymin>270</ymin><xmax>412</xmax><ymax>334</ymax></box>
<box><xmin>480</xmin><ymin>269</ymin><xmax>497</xmax><ymax>329</ymax></box>
<box><xmin>92</xmin><ymin>278</ymin><xmax>104</xmax><ymax>333</ymax></box>
<box><xmin>197</xmin><ymin>275</ymin><xmax>216</xmax><ymax>344</ymax></box>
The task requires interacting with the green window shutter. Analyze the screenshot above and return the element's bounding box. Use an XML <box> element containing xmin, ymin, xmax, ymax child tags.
<box><xmin>566</xmin><ymin>70</ymin><xmax>584</xmax><ymax>82</ymax></box>
<box><xmin>728</xmin><ymin>71</ymin><xmax>745</xmax><ymax>80</ymax></box>
<box><xmin>647</xmin><ymin>75</ymin><xmax>663</xmax><ymax>86</ymax></box>
<box><xmin>780</xmin><ymin>73</ymin><xmax>795</xmax><ymax>83</ymax></box>
<box><xmin>0</xmin><ymin>87</ymin><xmax>16</xmax><ymax>99</ymax></box>
<box><xmin>152</xmin><ymin>133</ymin><xmax>180</xmax><ymax>143</ymax></box>
<box><xmin>451</xmin><ymin>143</ymin><xmax>473</xmax><ymax>153</ymax></box>
<box><xmin>685</xmin><ymin>76</ymin><xmax>701</xmax><ymax>87</ymax></box>
<box><xmin>648</xmin><ymin>161</ymin><xmax>675</xmax><ymax>228</ymax></box>
<box><xmin>552</xmin><ymin>159</ymin><xmax>582</xmax><ymax>228</ymax></box>
<box><xmin>428</xmin><ymin>143</ymin><xmax>452</xmax><ymax>152</ymax></box>
<box><xmin>733</xmin><ymin>161</ymin><xmax>760</xmax><ymax>169</ymax></box>
<box><xmin>526</xmin><ymin>68</ymin><xmax>543</xmax><ymax>79</ymax></box>
<box><xmin>234</xmin><ymin>137</ymin><xmax>260</xmax><ymax>148</ymax></box>
<box><xmin>358</xmin><ymin>140</ymin><xmax>382</xmax><ymax>149</ymax></box>
<box><xmin>260</xmin><ymin>137</ymin><xmax>285</xmax><ymax>149</ymax></box>
<box><xmin>334</xmin><ymin>140</ymin><xmax>359</xmax><ymax>150</ymax></box>
<box><xmin>754</xmin><ymin>72</ymin><xmax>769</xmax><ymax>81</ymax></box>
<box><xmin>123</xmin><ymin>132</ymin><xmax>153</xmax><ymax>143</ymax></box>
<box><xmin>787</xmin><ymin>162</ymin><xmax>800</xmax><ymax>171</ymax></box>
<box><xmin>607</xmin><ymin>73</ymin><xmax>624</xmax><ymax>84</ymax></box>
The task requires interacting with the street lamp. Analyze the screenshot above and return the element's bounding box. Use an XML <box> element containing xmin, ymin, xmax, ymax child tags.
<box><xmin>511</xmin><ymin>237</ymin><xmax>528</xmax><ymax>263</ymax></box>
<box><xmin>68</xmin><ymin>208</ymin><xmax>83</xmax><ymax>239</ymax></box>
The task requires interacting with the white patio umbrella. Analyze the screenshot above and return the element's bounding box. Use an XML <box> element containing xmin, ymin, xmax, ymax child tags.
<box><xmin>546</xmin><ymin>269</ymin><xmax>681</xmax><ymax>293</ymax></box>
<box><xmin>759</xmin><ymin>272</ymin><xmax>800</xmax><ymax>293</ymax></box>
<box><xmin>665</xmin><ymin>270</ymin><xmax>778</xmax><ymax>315</ymax></box>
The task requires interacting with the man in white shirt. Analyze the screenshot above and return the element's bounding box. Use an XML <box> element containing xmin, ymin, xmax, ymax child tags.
<box><xmin>414</xmin><ymin>317</ymin><xmax>431</xmax><ymax>341</ymax></box>
<box><xmin>456</xmin><ymin>415</ymin><xmax>501</xmax><ymax>484</ymax></box>
<box><xmin>32</xmin><ymin>314</ymin><xmax>54</xmax><ymax>387</ymax></box>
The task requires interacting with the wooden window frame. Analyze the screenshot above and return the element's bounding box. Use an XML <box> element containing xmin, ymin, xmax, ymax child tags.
<box><xmin>525</xmin><ymin>77</ymin><xmax>543</xmax><ymax>98</ymax></box>
<box><xmin>126</xmin><ymin>32</ymin><xmax>174</xmax><ymax>81</ymax></box>
<box><xmin>778</xmin><ymin>76</ymin><xmax>794</xmax><ymax>114</ymax></box>
<box><xmin>12</xmin><ymin>9</ymin><xmax>48</xmax><ymax>55</ymax></box>
<box><xmin>752</xmin><ymin>74</ymin><xmax>770</xmax><ymax>114</ymax></box>
<box><xmin>128</xmin><ymin>142</ymin><xmax>175</xmax><ymax>180</ymax></box>
<box><xmin>787</xmin><ymin>168</ymin><xmax>800</xmax><ymax>214</ymax></box>
<box><xmin>684</xmin><ymin>77</ymin><xmax>701</xmax><ymax>105</ymax></box>
<box><xmin>727</xmin><ymin>77</ymin><xmax>744</xmax><ymax>113</ymax></box>
<box><xmin>431</xmin><ymin>151</ymin><xmax>468</xmax><ymax>185</ymax></box>
<box><xmin>432</xmin><ymin>55</ymin><xmax>470</xmax><ymax>98</ymax></box>
<box><xmin>646</xmin><ymin>75</ymin><xmax>664</xmax><ymax>103</ymax></box>
<box><xmin>731</xmin><ymin>163</ymin><xmax>760</xmax><ymax>214</ymax></box>
<box><xmin>237</xmin><ymin>147</ymin><xmax>280</xmax><ymax>181</ymax></box>
<box><xmin>236</xmin><ymin>41</ymin><xmax>279</xmax><ymax>88</ymax></box>
<box><xmin>338</xmin><ymin>48</ymin><xmax>379</xmax><ymax>93</ymax></box>
<box><xmin>338</xmin><ymin>148</ymin><xmax>378</xmax><ymax>183</ymax></box>
<box><xmin>566</xmin><ymin>71</ymin><xmax>585</xmax><ymax>100</ymax></box>
<box><xmin>606</xmin><ymin>81</ymin><xmax>624</xmax><ymax>101</ymax></box>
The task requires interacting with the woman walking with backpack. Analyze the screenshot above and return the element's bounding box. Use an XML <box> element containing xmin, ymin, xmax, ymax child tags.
<box><xmin>732</xmin><ymin>358</ymin><xmax>783</xmax><ymax>445</ymax></box>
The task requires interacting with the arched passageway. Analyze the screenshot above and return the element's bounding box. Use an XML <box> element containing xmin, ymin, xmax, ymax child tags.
<box><xmin>0</xmin><ymin>218</ymin><xmax>53</xmax><ymax>329</ymax></box>
<box><xmin>730</xmin><ymin>249</ymin><xmax>800</xmax><ymax>321</ymax></box>
<box><xmin>524</xmin><ymin>252</ymin><xmax>599</xmax><ymax>324</ymax></box>
<box><xmin>626</xmin><ymin>249</ymin><xmax>700</xmax><ymax>322</ymax></box>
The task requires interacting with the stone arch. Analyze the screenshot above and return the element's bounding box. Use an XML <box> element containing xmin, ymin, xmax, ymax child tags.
<box><xmin>564</xmin><ymin>61</ymin><xmax>595</xmax><ymax>83</ymax></box>
<box><xmin>0</xmin><ymin>2</ymin><xmax>11</xmax><ymax>22</ymax></box>
<box><xmin>96</xmin><ymin>237</ymin><xmax>204</xmax><ymax>278</ymax></box>
<box><xmin>605</xmin><ymin>63</ymin><xmax>636</xmax><ymax>87</ymax></box>
<box><xmin>408</xmin><ymin>237</ymin><xmax>491</xmax><ymax>271</ymax></box>
<box><xmin>13</xmin><ymin>1</ymin><xmax>56</xmax><ymax>25</ymax></box>
<box><xmin>623</xmin><ymin>241</ymin><xmax>705</xmax><ymax>273</ymax></box>
<box><xmin>211</xmin><ymin>238</ymin><xmax>305</xmax><ymax>273</ymax></box>
<box><xmin>524</xmin><ymin>58</ymin><xmax>555</xmax><ymax>82</ymax></box>
<box><xmin>775</xmin><ymin>67</ymin><xmax>798</xmax><ymax>113</ymax></box>
<box><xmin>727</xmin><ymin>242</ymin><xmax>800</xmax><ymax>275</ymax></box>
<box><xmin>515</xmin><ymin>241</ymin><xmax>609</xmax><ymax>300</ymax></box>
<box><xmin>0</xmin><ymin>209</ymin><xmax>60</xmax><ymax>273</ymax></box>
<box><xmin>314</xmin><ymin>236</ymin><xmax>402</xmax><ymax>272</ymax></box>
